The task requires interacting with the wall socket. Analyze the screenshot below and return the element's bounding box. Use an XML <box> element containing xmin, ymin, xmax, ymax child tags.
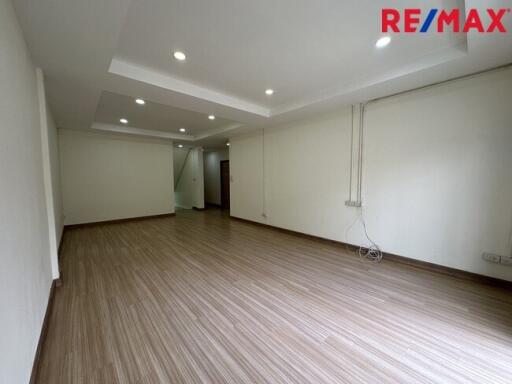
<box><xmin>501</xmin><ymin>256</ymin><xmax>512</xmax><ymax>266</ymax></box>
<box><xmin>482</xmin><ymin>252</ymin><xmax>512</xmax><ymax>266</ymax></box>
<box><xmin>482</xmin><ymin>252</ymin><xmax>501</xmax><ymax>263</ymax></box>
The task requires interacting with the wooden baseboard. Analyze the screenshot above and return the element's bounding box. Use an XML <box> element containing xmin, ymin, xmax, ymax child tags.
<box><xmin>230</xmin><ymin>216</ymin><xmax>357</xmax><ymax>249</ymax></box>
<box><xmin>382</xmin><ymin>253</ymin><xmax>512</xmax><ymax>289</ymax></box>
<box><xmin>64</xmin><ymin>212</ymin><xmax>176</xmax><ymax>229</ymax></box>
<box><xmin>30</xmin><ymin>279</ymin><xmax>57</xmax><ymax>384</ymax></box>
<box><xmin>230</xmin><ymin>215</ymin><xmax>512</xmax><ymax>290</ymax></box>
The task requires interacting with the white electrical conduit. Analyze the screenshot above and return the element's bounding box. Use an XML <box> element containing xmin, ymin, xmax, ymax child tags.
<box><xmin>357</xmin><ymin>103</ymin><xmax>365</xmax><ymax>204</ymax></box>
<box><xmin>346</xmin><ymin>103</ymin><xmax>383</xmax><ymax>263</ymax></box>
<box><xmin>348</xmin><ymin>105</ymin><xmax>354</xmax><ymax>203</ymax></box>
<box><xmin>262</xmin><ymin>127</ymin><xmax>267</xmax><ymax>219</ymax></box>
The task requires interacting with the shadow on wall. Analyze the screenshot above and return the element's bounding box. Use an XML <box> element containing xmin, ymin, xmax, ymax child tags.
<box><xmin>174</xmin><ymin>147</ymin><xmax>205</xmax><ymax>209</ymax></box>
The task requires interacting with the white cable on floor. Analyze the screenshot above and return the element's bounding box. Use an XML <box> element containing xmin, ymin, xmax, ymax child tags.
<box><xmin>359</xmin><ymin>211</ymin><xmax>382</xmax><ymax>263</ymax></box>
<box><xmin>344</xmin><ymin>207</ymin><xmax>383</xmax><ymax>263</ymax></box>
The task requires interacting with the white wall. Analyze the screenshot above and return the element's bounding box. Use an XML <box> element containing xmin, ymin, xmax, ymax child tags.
<box><xmin>0</xmin><ymin>1</ymin><xmax>54</xmax><ymax>382</ymax></box>
<box><xmin>59</xmin><ymin>130</ymin><xmax>175</xmax><ymax>225</ymax></box>
<box><xmin>174</xmin><ymin>147</ymin><xmax>205</xmax><ymax>209</ymax></box>
<box><xmin>230</xmin><ymin>132</ymin><xmax>265</xmax><ymax>222</ymax></box>
<box><xmin>204</xmin><ymin>149</ymin><xmax>229</xmax><ymax>205</ymax></box>
<box><xmin>37</xmin><ymin>69</ymin><xmax>63</xmax><ymax>279</ymax></box>
<box><xmin>47</xmin><ymin>100</ymin><xmax>64</xmax><ymax>247</ymax></box>
<box><xmin>230</xmin><ymin>67</ymin><xmax>512</xmax><ymax>282</ymax></box>
<box><xmin>231</xmin><ymin>112</ymin><xmax>355</xmax><ymax>236</ymax></box>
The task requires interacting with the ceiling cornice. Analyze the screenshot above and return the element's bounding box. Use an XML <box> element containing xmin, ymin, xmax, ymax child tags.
<box><xmin>109</xmin><ymin>59</ymin><xmax>270</xmax><ymax>118</ymax></box>
<box><xmin>91</xmin><ymin>121</ymin><xmax>245</xmax><ymax>143</ymax></box>
<box><xmin>91</xmin><ymin>122</ymin><xmax>194</xmax><ymax>141</ymax></box>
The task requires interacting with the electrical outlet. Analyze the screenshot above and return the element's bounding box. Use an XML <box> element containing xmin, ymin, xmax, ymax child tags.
<box><xmin>482</xmin><ymin>252</ymin><xmax>501</xmax><ymax>264</ymax></box>
<box><xmin>501</xmin><ymin>256</ymin><xmax>512</xmax><ymax>266</ymax></box>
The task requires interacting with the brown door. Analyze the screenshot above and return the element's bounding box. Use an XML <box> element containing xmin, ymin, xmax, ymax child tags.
<box><xmin>220</xmin><ymin>160</ymin><xmax>230</xmax><ymax>210</ymax></box>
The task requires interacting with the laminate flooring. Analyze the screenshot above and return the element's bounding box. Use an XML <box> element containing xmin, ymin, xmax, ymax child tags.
<box><xmin>35</xmin><ymin>209</ymin><xmax>512</xmax><ymax>383</ymax></box>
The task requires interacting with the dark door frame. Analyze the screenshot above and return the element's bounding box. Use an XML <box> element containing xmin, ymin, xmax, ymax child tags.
<box><xmin>220</xmin><ymin>160</ymin><xmax>230</xmax><ymax>210</ymax></box>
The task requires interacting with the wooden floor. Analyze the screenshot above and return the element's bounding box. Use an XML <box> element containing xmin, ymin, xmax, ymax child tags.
<box><xmin>36</xmin><ymin>209</ymin><xmax>512</xmax><ymax>384</ymax></box>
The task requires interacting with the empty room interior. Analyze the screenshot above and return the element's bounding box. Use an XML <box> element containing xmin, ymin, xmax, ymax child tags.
<box><xmin>2</xmin><ymin>0</ymin><xmax>512</xmax><ymax>383</ymax></box>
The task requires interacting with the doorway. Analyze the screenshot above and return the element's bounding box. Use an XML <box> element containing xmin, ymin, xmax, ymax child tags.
<box><xmin>220</xmin><ymin>160</ymin><xmax>230</xmax><ymax>210</ymax></box>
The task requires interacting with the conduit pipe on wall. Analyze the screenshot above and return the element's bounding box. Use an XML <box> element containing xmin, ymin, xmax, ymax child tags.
<box><xmin>357</xmin><ymin>103</ymin><xmax>366</xmax><ymax>204</ymax></box>
<box><xmin>346</xmin><ymin>103</ymin><xmax>365</xmax><ymax>207</ymax></box>
<box><xmin>344</xmin><ymin>102</ymin><xmax>382</xmax><ymax>262</ymax></box>
<box><xmin>262</xmin><ymin>127</ymin><xmax>267</xmax><ymax>218</ymax></box>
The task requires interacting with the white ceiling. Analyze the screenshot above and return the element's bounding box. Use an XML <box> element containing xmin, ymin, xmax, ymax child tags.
<box><xmin>13</xmin><ymin>0</ymin><xmax>512</xmax><ymax>148</ymax></box>
<box><xmin>114</xmin><ymin>0</ymin><xmax>466</xmax><ymax>111</ymax></box>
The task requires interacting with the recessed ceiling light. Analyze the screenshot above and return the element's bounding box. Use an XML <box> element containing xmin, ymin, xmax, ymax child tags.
<box><xmin>265</xmin><ymin>89</ymin><xmax>274</xmax><ymax>96</ymax></box>
<box><xmin>178</xmin><ymin>144</ymin><xmax>183</xmax><ymax>148</ymax></box>
<box><xmin>375</xmin><ymin>36</ymin><xmax>391</xmax><ymax>48</ymax></box>
<box><xmin>120</xmin><ymin>118</ymin><xmax>128</xmax><ymax>124</ymax></box>
<box><xmin>179</xmin><ymin>128</ymin><xmax>186</xmax><ymax>132</ymax></box>
<box><xmin>208</xmin><ymin>115</ymin><xmax>215</xmax><ymax>120</ymax></box>
<box><xmin>226</xmin><ymin>142</ymin><xmax>230</xmax><ymax>146</ymax></box>
<box><xmin>135</xmin><ymin>98</ymin><xmax>145</xmax><ymax>105</ymax></box>
<box><xmin>173</xmin><ymin>51</ymin><xmax>186</xmax><ymax>61</ymax></box>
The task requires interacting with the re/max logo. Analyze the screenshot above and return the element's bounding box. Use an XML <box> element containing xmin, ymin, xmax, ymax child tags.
<box><xmin>382</xmin><ymin>8</ymin><xmax>511</xmax><ymax>33</ymax></box>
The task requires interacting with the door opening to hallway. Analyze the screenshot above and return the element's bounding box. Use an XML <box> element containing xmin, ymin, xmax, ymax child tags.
<box><xmin>220</xmin><ymin>160</ymin><xmax>230</xmax><ymax>210</ymax></box>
